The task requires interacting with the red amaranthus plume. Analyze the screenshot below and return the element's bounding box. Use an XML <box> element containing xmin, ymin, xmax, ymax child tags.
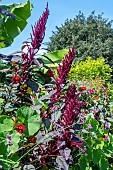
<box><xmin>51</xmin><ymin>46</ymin><xmax>75</xmax><ymax>102</ymax></box>
<box><xmin>31</xmin><ymin>3</ymin><xmax>49</xmax><ymax>50</ymax></box>
<box><xmin>22</xmin><ymin>4</ymin><xmax>49</xmax><ymax>79</ymax></box>
<box><xmin>60</xmin><ymin>84</ymin><xmax>83</xmax><ymax>127</ymax></box>
<box><xmin>57</xmin><ymin>45</ymin><xmax>75</xmax><ymax>84</ymax></box>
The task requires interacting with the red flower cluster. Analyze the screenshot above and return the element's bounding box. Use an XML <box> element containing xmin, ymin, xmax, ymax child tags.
<box><xmin>12</xmin><ymin>75</ymin><xmax>21</xmax><ymax>84</ymax></box>
<box><xmin>14</xmin><ymin>124</ymin><xmax>26</xmax><ymax>134</ymax></box>
<box><xmin>80</xmin><ymin>86</ymin><xmax>86</xmax><ymax>91</ymax></box>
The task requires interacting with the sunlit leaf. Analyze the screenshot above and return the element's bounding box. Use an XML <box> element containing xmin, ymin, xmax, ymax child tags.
<box><xmin>0</xmin><ymin>0</ymin><xmax>32</xmax><ymax>48</ymax></box>
<box><xmin>40</xmin><ymin>49</ymin><xmax>68</xmax><ymax>68</ymax></box>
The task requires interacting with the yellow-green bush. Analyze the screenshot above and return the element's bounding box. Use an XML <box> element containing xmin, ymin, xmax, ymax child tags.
<box><xmin>69</xmin><ymin>57</ymin><xmax>112</xmax><ymax>82</ymax></box>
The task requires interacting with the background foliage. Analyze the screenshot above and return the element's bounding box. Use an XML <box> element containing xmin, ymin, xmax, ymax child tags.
<box><xmin>69</xmin><ymin>57</ymin><xmax>112</xmax><ymax>84</ymax></box>
<box><xmin>48</xmin><ymin>11</ymin><xmax>113</xmax><ymax>68</ymax></box>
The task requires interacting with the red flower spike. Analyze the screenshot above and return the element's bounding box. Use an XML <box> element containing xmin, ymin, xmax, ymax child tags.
<box><xmin>12</xmin><ymin>75</ymin><xmax>21</xmax><ymax>84</ymax></box>
<box><xmin>14</xmin><ymin>124</ymin><xmax>26</xmax><ymax>134</ymax></box>
<box><xmin>57</xmin><ymin>45</ymin><xmax>75</xmax><ymax>85</ymax></box>
<box><xmin>31</xmin><ymin>3</ymin><xmax>49</xmax><ymax>50</ymax></box>
<box><xmin>51</xmin><ymin>46</ymin><xmax>76</xmax><ymax>103</ymax></box>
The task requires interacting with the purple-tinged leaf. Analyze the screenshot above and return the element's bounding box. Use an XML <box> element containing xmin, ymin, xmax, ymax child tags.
<box><xmin>31</xmin><ymin>105</ymin><xmax>42</xmax><ymax>112</ymax></box>
<box><xmin>106</xmin><ymin>117</ymin><xmax>113</xmax><ymax>122</ymax></box>
<box><xmin>42</xmin><ymin>118</ymin><xmax>51</xmax><ymax>129</ymax></box>
<box><xmin>57</xmin><ymin>141</ymin><xmax>65</xmax><ymax>149</ymax></box>
<box><xmin>73</xmin><ymin>123</ymin><xmax>82</xmax><ymax>130</ymax></box>
<box><xmin>51</xmin><ymin>111</ymin><xmax>62</xmax><ymax>122</ymax></box>
<box><xmin>59</xmin><ymin>148</ymin><xmax>71</xmax><ymax>161</ymax></box>
<box><xmin>27</xmin><ymin>80</ymin><xmax>39</xmax><ymax>92</ymax></box>
<box><xmin>56</xmin><ymin>156</ymin><xmax>69</xmax><ymax>170</ymax></box>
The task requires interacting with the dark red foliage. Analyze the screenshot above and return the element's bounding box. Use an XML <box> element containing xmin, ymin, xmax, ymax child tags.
<box><xmin>47</xmin><ymin>69</ymin><xmax>54</xmax><ymax>77</ymax></box>
<box><xmin>37</xmin><ymin>47</ymin><xmax>85</xmax><ymax>165</ymax></box>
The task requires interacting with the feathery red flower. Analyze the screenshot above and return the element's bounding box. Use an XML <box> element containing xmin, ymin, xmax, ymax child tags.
<box><xmin>31</xmin><ymin>3</ymin><xmax>49</xmax><ymax>50</ymax></box>
<box><xmin>51</xmin><ymin>46</ymin><xmax>75</xmax><ymax>103</ymax></box>
<box><xmin>61</xmin><ymin>84</ymin><xmax>83</xmax><ymax>127</ymax></box>
<box><xmin>57</xmin><ymin>45</ymin><xmax>75</xmax><ymax>84</ymax></box>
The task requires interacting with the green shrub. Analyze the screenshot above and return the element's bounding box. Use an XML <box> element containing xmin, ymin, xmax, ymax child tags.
<box><xmin>69</xmin><ymin>57</ymin><xmax>112</xmax><ymax>83</ymax></box>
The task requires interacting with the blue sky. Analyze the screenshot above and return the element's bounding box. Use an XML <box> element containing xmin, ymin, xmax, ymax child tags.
<box><xmin>1</xmin><ymin>0</ymin><xmax>113</xmax><ymax>54</ymax></box>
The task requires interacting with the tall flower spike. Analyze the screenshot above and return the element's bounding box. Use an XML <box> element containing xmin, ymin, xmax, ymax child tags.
<box><xmin>60</xmin><ymin>84</ymin><xmax>83</xmax><ymax>127</ymax></box>
<box><xmin>31</xmin><ymin>3</ymin><xmax>49</xmax><ymax>50</ymax></box>
<box><xmin>57</xmin><ymin>45</ymin><xmax>75</xmax><ymax>84</ymax></box>
<box><xmin>51</xmin><ymin>46</ymin><xmax>75</xmax><ymax>103</ymax></box>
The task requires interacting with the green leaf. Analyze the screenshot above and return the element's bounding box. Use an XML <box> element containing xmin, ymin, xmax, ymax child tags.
<box><xmin>78</xmin><ymin>156</ymin><xmax>89</xmax><ymax>170</ymax></box>
<box><xmin>99</xmin><ymin>158</ymin><xmax>109</xmax><ymax>170</ymax></box>
<box><xmin>0</xmin><ymin>141</ymin><xmax>7</xmax><ymax>155</ymax></box>
<box><xmin>0</xmin><ymin>0</ymin><xmax>32</xmax><ymax>48</ymax></box>
<box><xmin>17</xmin><ymin>106</ymin><xmax>38</xmax><ymax>120</ymax></box>
<box><xmin>40</xmin><ymin>49</ymin><xmax>68</xmax><ymax>68</ymax></box>
<box><xmin>90</xmin><ymin>118</ymin><xmax>99</xmax><ymax>132</ymax></box>
<box><xmin>25</xmin><ymin>114</ymin><xmax>40</xmax><ymax>136</ymax></box>
<box><xmin>7</xmin><ymin>131</ymin><xmax>21</xmax><ymax>155</ymax></box>
<box><xmin>93</xmin><ymin>149</ymin><xmax>101</xmax><ymax>164</ymax></box>
<box><xmin>86</xmin><ymin>147</ymin><xmax>93</xmax><ymax>161</ymax></box>
<box><xmin>0</xmin><ymin>98</ymin><xmax>4</xmax><ymax>104</ymax></box>
<box><xmin>0</xmin><ymin>118</ymin><xmax>14</xmax><ymax>132</ymax></box>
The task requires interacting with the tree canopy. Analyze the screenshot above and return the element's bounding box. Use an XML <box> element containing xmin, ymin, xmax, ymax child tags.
<box><xmin>48</xmin><ymin>11</ymin><xmax>113</xmax><ymax>67</ymax></box>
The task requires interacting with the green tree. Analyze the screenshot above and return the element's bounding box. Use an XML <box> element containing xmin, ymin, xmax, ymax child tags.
<box><xmin>48</xmin><ymin>11</ymin><xmax>113</xmax><ymax>67</ymax></box>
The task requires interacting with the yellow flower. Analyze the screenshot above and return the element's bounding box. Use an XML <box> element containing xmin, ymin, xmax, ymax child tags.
<box><xmin>12</xmin><ymin>116</ymin><xmax>18</xmax><ymax>122</ymax></box>
<box><xmin>100</xmin><ymin>133</ymin><xmax>108</xmax><ymax>141</ymax></box>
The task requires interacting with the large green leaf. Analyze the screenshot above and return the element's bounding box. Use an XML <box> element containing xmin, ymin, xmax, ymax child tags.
<box><xmin>17</xmin><ymin>106</ymin><xmax>38</xmax><ymax>120</ymax></box>
<box><xmin>7</xmin><ymin>131</ymin><xmax>21</xmax><ymax>155</ymax></box>
<box><xmin>0</xmin><ymin>0</ymin><xmax>32</xmax><ymax>48</ymax></box>
<box><xmin>0</xmin><ymin>117</ymin><xmax>14</xmax><ymax>132</ymax></box>
<box><xmin>99</xmin><ymin>158</ymin><xmax>109</xmax><ymax>170</ymax></box>
<box><xmin>26</xmin><ymin>114</ymin><xmax>40</xmax><ymax>136</ymax></box>
<box><xmin>40</xmin><ymin>49</ymin><xmax>68</xmax><ymax>68</ymax></box>
<box><xmin>93</xmin><ymin>149</ymin><xmax>101</xmax><ymax>164</ymax></box>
